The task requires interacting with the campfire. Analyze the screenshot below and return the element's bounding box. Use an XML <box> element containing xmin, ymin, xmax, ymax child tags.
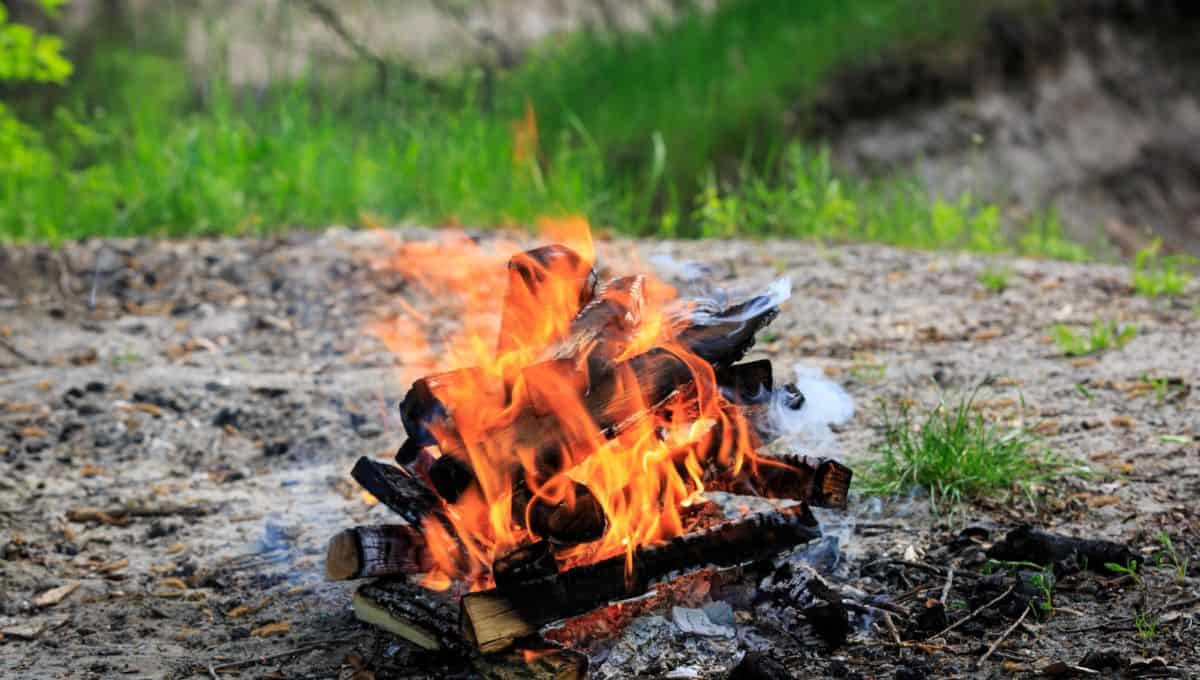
<box><xmin>325</xmin><ymin>222</ymin><xmax>853</xmax><ymax>663</ymax></box>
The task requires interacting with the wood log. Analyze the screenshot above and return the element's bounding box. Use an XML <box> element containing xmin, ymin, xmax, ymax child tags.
<box><xmin>986</xmin><ymin>525</ymin><xmax>1137</xmax><ymax>573</ymax></box>
<box><xmin>352</xmin><ymin>578</ymin><xmax>462</xmax><ymax>651</ymax></box>
<box><xmin>498</xmin><ymin>245</ymin><xmax>596</xmax><ymax>355</ymax></box>
<box><xmin>709</xmin><ymin>454</ymin><xmax>853</xmax><ymax>510</ymax></box>
<box><xmin>351</xmin><ymin>456</ymin><xmax>441</xmax><ymax>525</ymax></box>
<box><xmin>511</xmin><ymin>480</ymin><xmax>608</xmax><ymax>546</ymax></box>
<box><xmin>550</xmin><ymin>274</ymin><xmax>645</xmax><ymax>362</ymax></box>
<box><xmin>325</xmin><ymin>525</ymin><xmax>432</xmax><ymax>581</ymax></box>
<box><xmin>461</xmin><ymin>503</ymin><xmax>821</xmax><ymax>652</ymax></box>
<box><xmin>493</xmin><ymin>540</ymin><xmax>557</xmax><ymax>587</ymax></box>
<box><xmin>675</xmin><ymin>292</ymin><xmax>781</xmax><ymax>367</ymax></box>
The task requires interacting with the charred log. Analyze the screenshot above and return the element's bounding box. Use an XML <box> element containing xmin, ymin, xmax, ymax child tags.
<box><xmin>986</xmin><ymin>525</ymin><xmax>1137</xmax><ymax>573</ymax></box>
<box><xmin>353</xmin><ymin>578</ymin><xmax>461</xmax><ymax>651</ymax></box>
<box><xmin>709</xmin><ymin>455</ymin><xmax>852</xmax><ymax>510</ymax></box>
<box><xmin>676</xmin><ymin>293</ymin><xmax>781</xmax><ymax>367</ymax></box>
<box><xmin>472</xmin><ymin>638</ymin><xmax>589</xmax><ymax>680</ymax></box>
<box><xmin>493</xmin><ymin>540</ymin><xmax>558</xmax><ymax>587</ymax></box>
<box><xmin>351</xmin><ymin>457</ymin><xmax>441</xmax><ymax>526</ymax></box>
<box><xmin>429</xmin><ymin>453</ymin><xmax>476</xmax><ymax>503</ymax></box>
<box><xmin>325</xmin><ymin>525</ymin><xmax>432</xmax><ymax>580</ymax></box>
<box><xmin>461</xmin><ymin>503</ymin><xmax>821</xmax><ymax>653</ymax></box>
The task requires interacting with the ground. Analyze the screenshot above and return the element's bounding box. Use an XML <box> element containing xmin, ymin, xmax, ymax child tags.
<box><xmin>0</xmin><ymin>230</ymin><xmax>1197</xmax><ymax>679</ymax></box>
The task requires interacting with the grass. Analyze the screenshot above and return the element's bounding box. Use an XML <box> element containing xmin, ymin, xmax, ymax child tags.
<box><xmin>861</xmin><ymin>387</ymin><xmax>1064</xmax><ymax>512</ymax></box>
<box><xmin>1132</xmin><ymin>238</ymin><xmax>1193</xmax><ymax>297</ymax></box>
<box><xmin>978</xmin><ymin>267</ymin><xmax>1010</xmax><ymax>293</ymax></box>
<box><xmin>1052</xmin><ymin>321</ymin><xmax>1137</xmax><ymax>357</ymax></box>
<box><xmin>2</xmin><ymin>0</ymin><xmax>1086</xmax><ymax>254</ymax></box>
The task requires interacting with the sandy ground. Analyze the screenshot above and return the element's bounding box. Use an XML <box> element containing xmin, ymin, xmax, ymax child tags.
<box><xmin>1</xmin><ymin>229</ymin><xmax>1197</xmax><ymax>679</ymax></box>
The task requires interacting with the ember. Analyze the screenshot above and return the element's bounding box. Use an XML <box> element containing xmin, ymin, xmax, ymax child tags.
<box><xmin>327</xmin><ymin>220</ymin><xmax>853</xmax><ymax>655</ymax></box>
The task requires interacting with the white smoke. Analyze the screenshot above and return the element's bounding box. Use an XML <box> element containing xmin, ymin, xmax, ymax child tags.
<box><xmin>767</xmin><ymin>363</ymin><xmax>855</xmax><ymax>456</ymax></box>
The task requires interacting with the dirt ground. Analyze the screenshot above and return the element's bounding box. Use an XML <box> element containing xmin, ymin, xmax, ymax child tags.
<box><xmin>1</xmin><ymin>229</ymin><xmax>1197</xmax><ymax>679</ymax></box>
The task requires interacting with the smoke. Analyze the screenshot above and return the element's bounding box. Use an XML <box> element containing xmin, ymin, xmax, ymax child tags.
<box><xmin>766</xmin><ymin>363</ymin><xmax>854</xmax><ymax>456</ymax></box>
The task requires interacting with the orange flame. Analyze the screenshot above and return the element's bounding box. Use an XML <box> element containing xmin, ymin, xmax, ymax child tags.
<box><xmin>370</xmin><ymin>218</ymin><xmax>766</xmax><ymax>588</ymax></box>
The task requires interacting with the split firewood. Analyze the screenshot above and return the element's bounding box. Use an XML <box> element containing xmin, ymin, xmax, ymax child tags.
<box><xmin>325</xmin><ymin>525</ymin><xmax>432</xmax><ymax>581</ymax></box>
<box><xmin>352</xmin><ymin>578</ymin><xmax>461</xmax><ymax>651</ymax></box>
<box><xmin>498</xmin><ymin>244</ymin><xmax>597</xmax><ymax>356</ymax></box>
<box><xmin>350</xmin><ymin>457</ymin><xmax>441</xmax><ymax>526</ymax></box>
<box><xmin>986</xmin><ymin>525</ymin><xmax>1137</xmax><ymax>573</ymax></box>
<box><xmin>461</xmin><ymin>503</ymin><xmax>821</xmax><ymax>653</ymax></box>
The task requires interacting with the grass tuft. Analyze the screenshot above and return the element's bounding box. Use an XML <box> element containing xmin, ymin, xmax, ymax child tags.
<box><xmin>861</xmin><ymin>387</ymin><xmax>1064</xmax><ymax>511</ymax></box>
<box><xmin>1052</xmin><ymin>321</ymin><xmax>1137</xmax><ymax>357</ymax></box>
<box><xmin>978</xmin><ymin>267</ymin><xmax>1010</xmax><ymax>293</ymax></box>
<box><xmin>1132</xmin><ymin>238</ymin><xmax>1193</xmax><ymax>297</ymax></box>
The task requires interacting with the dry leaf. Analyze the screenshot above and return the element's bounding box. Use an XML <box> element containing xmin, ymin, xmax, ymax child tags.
<box><xmin>1110</xmin><ymin>416</ymin><xmax>1135</xmax><ymax>429</ymax></box>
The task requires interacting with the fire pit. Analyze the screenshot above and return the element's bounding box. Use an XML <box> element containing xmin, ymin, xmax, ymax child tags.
<box><xmin>325</xmin><ymin>225</ymin><xmax>853</xmax><ymax>670</ymax></box>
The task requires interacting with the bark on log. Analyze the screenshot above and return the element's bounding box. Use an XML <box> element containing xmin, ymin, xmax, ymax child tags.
<box><xmin>461</xmin><ymin>503</ymin><xmax>821</xmax><ymax>652</ymax></box>
<box><xmin>493</xmin><ymin>540</ymin><xmax>557</xmax><ymax>587</ymax></box>
<box><xmin>351</xmin><ymin>457</ymin><xmax>441</xmax><ymax>525</ymax></box>
<box><xmin>326</xmin><ymin>525</ymin><xmax>432</xmax><ymax>580</ymax></box>
<box><xmin>353</xmin><ymin>578</ymin><xmax>462</xmax><ymax>651</ymax></box>
<box><xmin>986</xmin><ymin>525</ymin><xmax>1137</xmax><ymax>573</ymax></box>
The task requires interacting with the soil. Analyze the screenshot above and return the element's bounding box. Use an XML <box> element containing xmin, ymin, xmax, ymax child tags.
<box><xmin>1</xmin><ymin>229</ymin><xmax>1198</xmax><ymax>679</ymax></box>
<box><xmin>813</xmin><ymin>0</ymin><xmax>1200</xmax><ymax>257</ymax></box>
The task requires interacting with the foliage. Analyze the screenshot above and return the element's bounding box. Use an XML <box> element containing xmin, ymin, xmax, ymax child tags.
<box><xmin>1155</xmin><ymin>532</ymin><xmax>1189</xmax><ymax>586</ymax></box>
<box><xmin>861</xmin><ymin>387</ymin><xmax>1064</xmax><ymax>512</ymax></box>
<box><xmin>1132</xmin><ymin>238</ymin><xmax>1193</xmax><ymax>297</ymax></box>
<box><xmin>1052</xmin><ymin>321</ymin><xmax>1137</xmax><ymax>357</ymax></box>
<box><xmin>1</xmin><ymin>0</ymin><xmax>1090</xmax><ymax>256</ymax></box>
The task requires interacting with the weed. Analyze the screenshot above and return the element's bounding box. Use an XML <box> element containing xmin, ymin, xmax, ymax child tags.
<box><xmin>861</xmin><ymin>386</ymin><xmax>1063</xmax><ymax>512</ymax></box>
<box><xmin>1074</xmin><ymin>383</ymin><xmax>1095</xmax><ymax>404</ymax></box>
<box><xmin>978</xmin><ymin>267</ymin><xmax>1009</xmax><ymax>293</ymax></box>
<box><xmin>1132</xmin><ymin>238</ymin><xmax>1193</xmax><ymax>297</ymax></box>
<box><xmin>1134</xmin><ymin>610</ymin><xmax>1160</xmax><ymax>640</ymax></box>
<box><xmin>1104</xmin><ymin>559</ymin><xmax>1143</xmax><ymax>589</ymax></box>
<box><xmin>1052</xmin><ymin>321</ymin><xmax>1137</xmax><ymax>357</ymax></box>
<box><xmin>1156</xmin><ymin>532</ymin><xmax>1189</xmax><ymax>586</ymax></box>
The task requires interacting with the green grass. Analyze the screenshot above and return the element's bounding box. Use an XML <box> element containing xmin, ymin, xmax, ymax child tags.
<box><xmin>978</xmin><ymin>267</ymin><xmax>1010</xmax><ymax>293</ymax></box>
<box><xmin>1052</xmin><ymin>321</ymin><xmax>1137</xmax><ymax>357</ymax></box>
<box><xmin>1132</xmin><ymin>238</ymin><xmax>1193</xmax><ymax>297</ymax></box>
<box><xmin>2</xmin><ymin>0</ymin><xmax>1083</xmax><ymax>254</ymax></box>
<box><xmin>861</xmin><ymin>389</ymin><xmax>1064</xmax><ymax>512</ymax></box>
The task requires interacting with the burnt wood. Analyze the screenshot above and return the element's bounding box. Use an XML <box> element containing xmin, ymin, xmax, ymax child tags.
<box><xmin>987</xmin><ymin>525</ymin><xmax>1137</xmax><ymax>573</ymax></box>
<box><xmin>351</xmin><ymin>456</ymin><xmax>441</xmax><ymax>526</ymax></box>
<box><xmin>353</xmin><ymin>578</ymin><xmax>461</xmax><ymax>651</ymax></box>
<box><xmin>551</xmin><ymin>274</ymin><xmax>645</xmax><ymax>362</ymax></box>
<box><xmin>325</xmin><ymin>525</ymin><xmax>432</xmax><ymax>580</ymax></box>
<box><xmin>493</xmin><ymin>540</ymin><xmax>558</xmax><ymax>587</ymax></box>
<box><xmin>676</xmin><ymin>293</ymin><xmax>781</xmax><ymax>367</ymax></box>
<box><xmin>461</xmin><ymin>503</ymin><xmax>821</xmax><ymax>652</ymax></box>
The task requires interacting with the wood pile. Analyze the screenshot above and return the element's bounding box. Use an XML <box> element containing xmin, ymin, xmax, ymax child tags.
<box><xmin>324</xmin><ymin>243</ymin><xmax>854</xmax><ymax>659</ymax></box>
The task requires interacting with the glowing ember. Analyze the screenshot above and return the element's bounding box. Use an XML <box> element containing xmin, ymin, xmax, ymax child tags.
<box><xmin>369</xmin><ymin>218</ymin><xmax>791</xmax><ymax>589</ymax></box>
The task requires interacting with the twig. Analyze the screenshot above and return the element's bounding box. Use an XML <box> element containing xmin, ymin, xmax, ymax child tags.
<box><xmin>209</xmin><ymin>638</ymin><xmax>355</xmax><ymax>672</ymax></box>
<box><xmin>881</xmin><ymin>611</ymin><xmax>903</xmax><ymax>646</ymax></box>
<box><xmin>931</xmin><ymin>585</ymin><xmax>1015</xmax><ymax>640</ymax></box>
<box><xmin>207</xmin><ymin>664</ymin><xmax>219</xmax><ymax>680</ymax></box>
<box><xmin>0</xmin><ymin>335</ymin><xmax>40</xmax><ymax>365</ymax></box>
<box><xmin>940</xmin><ymin>567</ymin><xmax>955</xmax><ymax>605</ymax></box>
<box><xmin>843</xmin><ymin>600</ymin><xmax>910</xmax><ymax>622</ymax></box>
<box><xmin>978</xmin><ymin>607</ymin><xmax>1029</xmax><ymax>666</ymax></box>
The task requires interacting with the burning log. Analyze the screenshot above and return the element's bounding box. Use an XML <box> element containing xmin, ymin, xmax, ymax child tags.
<box><xmin>710</xmin><ymin>454</ymin><xmax>853</xmax><ymax>510</ymax></box>
<box><xmin>326</xmin><ymin>525</ymin><xmax>432</xmax><ymax>580</ymax></box>
<box><xmin>986</xmin><ymin>525</ymin><xmax>1137</xmax><ymax>573</ymax></box>
<box><xmin>352</xmin><ymin>578</ymin><xmax>462</xmax><ymax>651</ymax></box>
<box><xmin>510</xmin><ymin>480</ymin><xmax>609</xmax><ymax>546</ymax></box>
<box><xmin>492</xmin><ymin>540</ymin><xmax>557</xmax><ymax>587</ymax></box>
<box><xmin>498</xmin><ymin>244</ymin><xmax>597</xmax><ymax>356</ymax></box>
<box><xmin>351</xmin><ymin>456</ymin><xmax>441</xmax><ymax>525</ymax></box>
<box><xmin>461</xmin><ymin>503</ymin><xmax>821</xmax><ymax>653</ymax></box>
<box><xmin>550</xmin><ymin>274</ymin><xmax>645</xmax><ymax>362</ymax></box>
